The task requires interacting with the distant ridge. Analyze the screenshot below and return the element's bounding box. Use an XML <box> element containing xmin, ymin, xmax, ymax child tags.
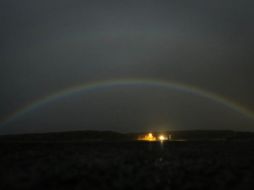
<box><xmin>0</xmin><ymin>130</ymin><xmax>128</xmax><ymax>142</ymax></box>
<box><xmin>0</xmin><ymin>130</ymin><xmax>254</xmax><ymax>142</ymax></box>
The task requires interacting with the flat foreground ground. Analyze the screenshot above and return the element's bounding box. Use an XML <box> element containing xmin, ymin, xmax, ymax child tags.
<box><xmin>0</xmin><ymin>141</ymin><xmax>254</xmax><ymax>190</ymax></box>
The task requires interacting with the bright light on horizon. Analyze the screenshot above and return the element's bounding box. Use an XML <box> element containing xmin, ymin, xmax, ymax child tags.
<box><xmin>138</xmin><ymin>133</ymin><xmax>170</xmax><ymax>141</ymax></box>
<box><xmin>138</xmin><ymin>132</ymin><xmax>156</xmax><ymax>141</ymax></box>
<box><xmin>158</xmin><ymin>135</ymin><xmax>166</xmax><ymax>141</ymax></box>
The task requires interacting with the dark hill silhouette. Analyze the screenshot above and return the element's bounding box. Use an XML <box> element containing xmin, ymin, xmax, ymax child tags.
<box><xmin>0</xmin><ymin>130</ymin><xmax>254</xmax><ymax>142</ymax></box>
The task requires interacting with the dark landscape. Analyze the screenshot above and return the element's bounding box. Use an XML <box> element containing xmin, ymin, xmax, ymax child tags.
<box><xmin>0</xmin><ymin>131</ymin><xmax>254</xmax><ymax>190</ymax></box>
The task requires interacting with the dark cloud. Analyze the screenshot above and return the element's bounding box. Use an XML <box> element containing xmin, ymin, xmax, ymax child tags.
<box><xmin>0</xmin><ymin>0</ymin><xmax>254</xmax><ymax>133</ymax></box>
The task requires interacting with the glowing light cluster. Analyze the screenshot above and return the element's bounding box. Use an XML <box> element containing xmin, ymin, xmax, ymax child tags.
<box><xmin>138</xmin><ymin>133</ymin><xmax>169</xmax><ymax>141</ymax></box>
<box><xmin>138</xmin><ymin>133</ymin><xmax>157</xmax><ymax>141</ymax></box>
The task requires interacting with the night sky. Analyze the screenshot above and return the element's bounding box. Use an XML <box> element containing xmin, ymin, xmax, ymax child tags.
<box><xmin>1</xmin><ymin>0</ymin><xmax>254</xmax><ymax>134</ymax></box>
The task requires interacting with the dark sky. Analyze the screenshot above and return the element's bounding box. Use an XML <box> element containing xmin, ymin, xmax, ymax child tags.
<box><xmin>1</xmin><ymin>0</ymin><xmax>254</xmax><ymax>134</ymax></box>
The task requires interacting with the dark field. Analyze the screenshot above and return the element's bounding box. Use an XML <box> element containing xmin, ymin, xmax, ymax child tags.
<box><xmin>0</xmin><ymin>141</ymin><xmax>254</xmax><ymax>190</ymax></box>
